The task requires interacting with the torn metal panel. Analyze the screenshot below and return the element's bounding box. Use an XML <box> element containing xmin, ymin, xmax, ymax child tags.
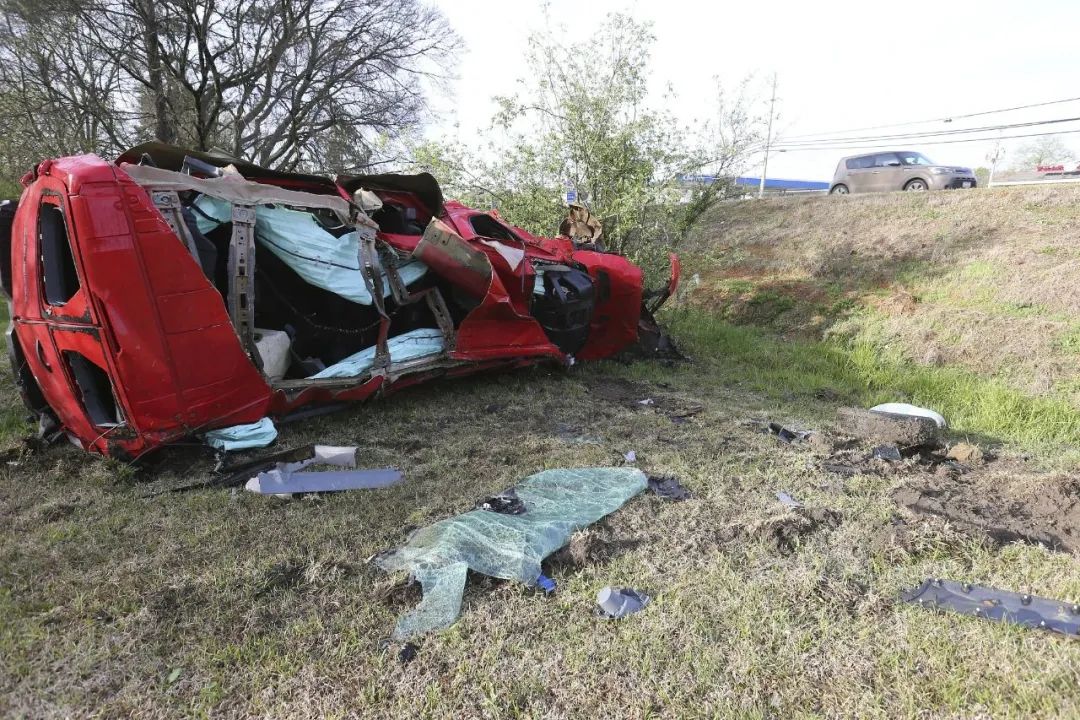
<box><xmin>647</xmin><ymin>475</ymin><xmax>691</xmax><ymax>500</ymax></box>
<box><xmin>228</xmin><ymin>204</ymin><xmax>262</xmax><ymax>369</ymax></box>
<box><xmin>247</xmin><ymin>467</ymin><xmax>403</xmax><ymax>494</ymax></box>
<box><xmin>901</xmin><ymin>578</ymin><xmax>1080</xmax><ymax>638</ymax></box>
<box><xmin>776</xmin><ymin>491</ymin><xmax>803</xmax><ymax>508</ymax></box>
<box><xmin>148</xmin><ymin>190</ymin><xmax>201</xmax><ymax>264</ymax></box>
<box><xmin>243</xmin><ymin>444</ymin><xmax>402</xmax><ymax>494</ymax></box>
<box><xmin>414</xmin><ymin>218</ymin><xmax>492</xmax><ymax>298</ymax></box>
<box><xmin>120</xmin><ymin>162</ymin><xmax>356</xmax><ymax>223</ymax></box>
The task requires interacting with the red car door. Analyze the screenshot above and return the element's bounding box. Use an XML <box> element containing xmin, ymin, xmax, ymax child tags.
<box><xmin>11</xmin><ymin>176</ymin><xmax>128</xmax><ymax>454</ymax></box>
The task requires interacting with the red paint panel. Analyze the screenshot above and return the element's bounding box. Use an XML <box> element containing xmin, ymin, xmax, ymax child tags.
<box><xmin>572</xmin><ymin>250</ymin><xmax>644</xmax><ymax>361</ymax></box>
<box><xmin>157</xmin><ymin>290</ymin><xmax>231</xmax><ymax>334</ymax></box>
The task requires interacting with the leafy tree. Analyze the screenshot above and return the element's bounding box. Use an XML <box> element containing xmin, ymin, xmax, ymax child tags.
<box><xmin>411</xmin><ymin>14</ymin><xmax>765</xmax><ymax>277</ymax></box>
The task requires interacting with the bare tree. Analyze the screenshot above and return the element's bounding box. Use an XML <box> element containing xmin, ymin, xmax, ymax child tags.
<box><xmin>0</xmin><ymin>0</ymin><xmax>455</xmax><ymax>172</ymax></box>
<box><xmin>1010</xmin><ymin>135</ymin><xmax>1076</xmax><ymax>171</ymax></box>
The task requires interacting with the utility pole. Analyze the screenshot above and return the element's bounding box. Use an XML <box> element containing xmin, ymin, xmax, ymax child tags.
<box><xmin>758</xmin><ymin>74</ymin><xmax>777</xmax><ymax>199</ymax></box>
<box><xmin>987</xmin><ymin>139</ymin><xmax>1005</xmax><ymax>187</ymax></box>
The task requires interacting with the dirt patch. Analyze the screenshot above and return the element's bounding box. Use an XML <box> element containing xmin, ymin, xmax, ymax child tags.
<box><xmin>584</xmin><ymin>377</ymin><xmax>704</xmax><ymax>423</ymax></box>
<box><xmin>749</xmin><ymin>507</ymin><xmax>843</xmax><ymax>556</ymax></box>
<box><xmin>893</xmin><ymin>465</ymin><xmax>1080</xmax><ymax>553</ymax></box>
<box><xmin>875</xmin><ymin>290</ymin><xmax>918</xmax><ymax>317</ymax></box>
<box><xmin>548</xmin><ymin>524</ymin><xmax>645</xmax><ymax>572</ymax></box>
<box><xmin>586</xmin><ymin>377</ymin><xmax>656</xmax><ymax>407</ymax></box>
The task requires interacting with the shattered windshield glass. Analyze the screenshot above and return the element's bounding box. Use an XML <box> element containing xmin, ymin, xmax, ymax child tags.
<box><xmin>376</xmin><ymin>466</ymin><xmax>647</xmax><ymax>639</ymax></box>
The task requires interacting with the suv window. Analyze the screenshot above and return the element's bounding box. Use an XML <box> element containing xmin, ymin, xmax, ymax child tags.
<box><xmin>846</xmin><ymin>156</ymin><xmax>874</xmax><ymax>170</ymax></box>
<box><xmin>39</xmin><ymin>201</ymin><xmax>80</xmax><ymax>305</ymax></box>
<box><xmin>873</xmin><ymin>153</ymin><xmax>902</xmax><ymax>168</ymax></box>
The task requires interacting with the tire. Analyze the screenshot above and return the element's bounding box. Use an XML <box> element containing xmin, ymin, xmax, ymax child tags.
<box><xmin>904</xmin><ymin>179</ymin><xmax>928</xmax><ymax>192</ymax></box>
<box><xmin>830</xmin><ymin>184</ymin><xmax>849</xmax><ymax>195</ymax></box>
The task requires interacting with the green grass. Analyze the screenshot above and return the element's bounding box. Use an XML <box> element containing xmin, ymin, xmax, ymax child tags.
<box><xmin>1059</xmin><ymin>325</ymin><xmax>1080</xmax><ymax>355</ymax></box>
<box><xmin>670</xmin><ymin>308</ymin><xmax>1080</xmax><ymax>454</ymax></box>
<box><xmin>2</xmin><ymin>324</ymin><xmax>1080</xmax><ymax>717</ymax></box>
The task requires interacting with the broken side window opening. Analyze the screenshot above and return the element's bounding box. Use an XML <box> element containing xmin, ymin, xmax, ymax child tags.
<box><xmin>39</xmin><ymin>200</ymin><xmax>80</xmax><ymax>306</ymax></box>
<box><xmin>63</xmin><ymin>351</ymin><xmax>122</xmax><ymax>427</ymax></box>
<box><xmin>469</xmin><ymin>214</ymin><xmax>521</xmax><ymax>244</ymax></box>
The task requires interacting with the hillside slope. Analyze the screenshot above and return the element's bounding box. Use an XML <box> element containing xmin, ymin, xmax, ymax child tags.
<box><xmin>682</xmin><ymin>185</ymin><xmax>1080</xmax><ymax>406</ymax></box>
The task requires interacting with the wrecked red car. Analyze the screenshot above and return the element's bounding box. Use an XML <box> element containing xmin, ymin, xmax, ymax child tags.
<box><xmin>2</xmin><ymin>143</ymin><xmax>678</xmax><ymax>459</ymax></box>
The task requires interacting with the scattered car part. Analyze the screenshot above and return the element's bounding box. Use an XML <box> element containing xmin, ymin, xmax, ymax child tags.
<box><xmin>535</xmin><ymin>574</ymin><xmax>557</xmax><ymax>596</ymax></box>
<box><xmin>647</xmin><ymin>475</ymin><xmax>691</xmax><ymax>500</ymax></box>
<box><xmin>596</xmin><ymin>586</ymin><xmax>650</xmax><ymax>619</ymax></box>
<box><xmin>872</xmin><ymin>444</ymin><xmax>903</xmax><ymax>462</ymax></box>
<box><xmin>777</xmin><ymin>491</ymin><xmax>803</xmax><ymax>508</ymax></box>
<box><xmin>477</xmin><ymin>488</ymin><xmax>526</xmax><ymax>515</ymax></box>
<box><xmin>246</xmin><ymin>467</ymin><xmax>403</xmax><ymax>495</ymax></box>
<box><xmin>375</xmin><ymin>467</ymin><xmax>647</xmax><ymax>640</ymax></box>
<box><xmin>398</xmin><ymin>642</ymin><xmax>419</xmax><ymax>665</ymax></box>
<box><xmin>869</xmin><ymin>402</ymin><xmax>946</xmax><ymax>428</ymax></box>
<box><xmin>172</xmin><ymin>443</ymin><xmax>319</xmax><ymax>493</ymax></box>
<box><xmin>769</xmin><ymin>422</ymin><xmax>812</xmax><ymax>444</ymax></box>
<box><xmin>244</xmin><ymin>444</ymin><xmax>402</xmax><ymax>495</ymax></box>
<box><xmin>901</xmin><ymin>578</ymin><xmax>1080</xmax><ymax>639</ymax></box>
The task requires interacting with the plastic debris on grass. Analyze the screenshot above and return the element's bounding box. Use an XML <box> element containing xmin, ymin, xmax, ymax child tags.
<box><xmin>870</xmin><ymin>402</ymin><xmax>946</xmax><ymax>429</ymax></box>
<box><xmin>902</xmin><ymin>578</ymin><xmax>1080</xmax><ymax>638</ymax></box>
<box><xmin>376</xmin><ymin>467</ymin><xmax>647</xmax><ymax>640</ymax></box>
<box><xmin>648</xmin><ymin>475</ymin><xmax>692</xmax><ymax>500</ymax></box>
<box><xmin>777</xmin><ymin>491</ymin><xmax>803</xmax><ymax>508</ymax></box>
<box><xmin>596</xmin><ymin>586</ymin><xmax>651</xmax><ymax>619</ymax></box>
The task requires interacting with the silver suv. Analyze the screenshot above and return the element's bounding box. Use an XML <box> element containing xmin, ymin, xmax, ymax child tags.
<box><xmin>830</xmin><ymin>151</ymin><xmax>976</xmax><ymax>194</ymax></box>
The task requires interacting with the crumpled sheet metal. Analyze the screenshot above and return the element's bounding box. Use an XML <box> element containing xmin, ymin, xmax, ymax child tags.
<box><xmin>121</xmin><ymin>162</ymin><xmax>356</xmax><ymax>222</ymax></box>
<box><xmin>244</xmin><ymin>444</ymin><xmax>403</xmax><ymax>494</ymax></box>
<box><xmin>902</xmin><ymin>578</ymin><xmax>1080</xmax><ymax>638</ymax></box>
<box><xmin>377</xmin><ymin>467</ymin><xmax>648</xmax><ymax>640</ymax></box>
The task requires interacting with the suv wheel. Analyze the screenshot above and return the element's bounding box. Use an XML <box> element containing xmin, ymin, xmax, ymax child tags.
<box><xmin>830</xmin><ymin>184</ymin><xmax>849</xmax><ymax>195</ymax></box>
<box><xmin>905</xmin><ymin>179</ymin><xmax>928</xmax><ymax>191</ymax></box>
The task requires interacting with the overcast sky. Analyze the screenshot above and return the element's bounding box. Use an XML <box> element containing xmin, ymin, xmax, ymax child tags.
<box><xmin>429</xmin><ymin>0</ymin><xmax>1080</xmax><ymax>181</ymax></box>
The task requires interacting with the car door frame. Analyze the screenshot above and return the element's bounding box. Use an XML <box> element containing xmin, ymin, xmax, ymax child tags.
<box><xmin>870</xmin><ymin>152</ymin><xmax>904</xmax><ymax>192</ymax></box>
<box><xmin>843</xmin><ymin>155</ymin><xmax>874</xmax><ymax>192</ymax></box>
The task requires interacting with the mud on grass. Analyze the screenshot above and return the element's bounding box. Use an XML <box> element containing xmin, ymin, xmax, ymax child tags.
<box><xmin>3</xmin><ymin>355</ymin><xmax>1080</xmax><ymax>718</ymax></box>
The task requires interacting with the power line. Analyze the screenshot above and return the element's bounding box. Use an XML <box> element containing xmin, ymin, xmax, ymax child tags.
<box><xmin>780</xmin><ymin>95</ymin><xmax>1080</xmax><ymax>142</ymax></box>
<box><xmin>773</xmin><ymin>115</ymin><xmax>1080</xmax><ymax>149</ymax></box>
<box><xmin>772</xmin><ymin>126</ymin><xmax>1080</xmax><ymax>153</ymax></box>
